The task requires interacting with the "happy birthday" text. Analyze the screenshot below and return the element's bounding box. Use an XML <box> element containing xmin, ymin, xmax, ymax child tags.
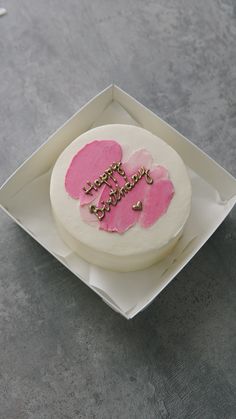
<box><xmin>84</xmin><ymin>162</ymin><xmax>153</xmax><ymax>221</ymax></box>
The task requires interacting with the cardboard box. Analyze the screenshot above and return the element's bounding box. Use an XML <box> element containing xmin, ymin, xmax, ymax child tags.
<box><xmin>1</xmin><ymin>85</ymin><xmax>236</xmax><ymax>318</ymax></box>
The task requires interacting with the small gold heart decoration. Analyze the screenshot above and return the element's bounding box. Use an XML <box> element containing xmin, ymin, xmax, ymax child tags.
<box><xmin>132</xmin><ymin>201</ymin><xmax>143</xmax><ymax>211</ymax></box>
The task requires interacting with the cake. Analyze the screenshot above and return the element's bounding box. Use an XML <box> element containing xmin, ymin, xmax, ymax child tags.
<box><xmin>50</xmin><ymin>124</ymin><xmax>191</xmax><ymax>271</ymax></box>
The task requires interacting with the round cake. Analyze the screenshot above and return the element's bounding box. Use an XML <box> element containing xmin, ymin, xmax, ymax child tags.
<box><xmin>50</xmin><ymin>124</ymin><xmax>191</xmax><ymax>271</ymax></box>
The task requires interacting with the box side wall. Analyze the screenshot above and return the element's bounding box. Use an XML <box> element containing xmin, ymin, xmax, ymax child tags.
<box><xmin>0</xmin><ymin>86</ymin><xmax>113</xmax><ymax>206</ymax></box>
<box><xmin>113</xmin><ymin>86</ymin><xmax>236</xmax><ymax>201</ymax></box>
<box><xmin>128</xmin><ymin>196</ymin><xmax>236</xmax><ymax>319</ymax></box>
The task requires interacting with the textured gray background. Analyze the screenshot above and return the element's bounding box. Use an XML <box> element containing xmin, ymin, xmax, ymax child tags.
<box><xmin>0</xmin><ymin>1</ymin><xmax>236</xmax><ymax>418</ymax></box>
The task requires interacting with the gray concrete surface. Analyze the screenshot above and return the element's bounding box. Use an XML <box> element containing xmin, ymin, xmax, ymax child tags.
<box><xmin>0</xmin><ymin>1</ymin><xmax>236</xmax><ymax>418</ymax></box>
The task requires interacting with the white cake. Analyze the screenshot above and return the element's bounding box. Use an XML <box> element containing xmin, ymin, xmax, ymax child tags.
<box><xmin>50</xmin><ymin>124</ymin><xmax>191</xmax><ymax>271</ymax></box>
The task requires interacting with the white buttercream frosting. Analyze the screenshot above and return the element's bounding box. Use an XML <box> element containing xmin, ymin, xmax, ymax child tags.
<box><xmin>50</xmin><ymin>124</ymin><xmax>191</xmax><ymax>271</ymax></box>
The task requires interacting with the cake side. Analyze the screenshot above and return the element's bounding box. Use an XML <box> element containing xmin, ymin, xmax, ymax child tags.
<box><xmin>52</xmin><ymin>208</ymin><xmax>183</xmax><ymax>271</ymax></box>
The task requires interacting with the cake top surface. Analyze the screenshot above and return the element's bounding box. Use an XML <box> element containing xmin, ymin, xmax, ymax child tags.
<box><xmin>50</xmin><ymin>124</ymin><xmax>191</xmax><ymax>256</ymax></box>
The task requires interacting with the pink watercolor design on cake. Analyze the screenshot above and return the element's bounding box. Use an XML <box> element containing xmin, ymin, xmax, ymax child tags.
<box><xmin>65</xmin><ymin>140</ymin><xmax>122</xmax><ymax>205</ymax></box>
<box><xmin>65</xmin><ymin>140</ymin><xmax>175</xmax><ymax>233</ymax></box>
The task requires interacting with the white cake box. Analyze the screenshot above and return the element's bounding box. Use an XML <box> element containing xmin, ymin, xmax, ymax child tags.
<box><xmin>1</xmin><ymin>85</ymin><xmax>236</xmax><ymax>319</ymax></box>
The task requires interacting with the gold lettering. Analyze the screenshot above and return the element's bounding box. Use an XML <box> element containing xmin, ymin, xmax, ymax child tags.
<box><xmin>94</xmin><ymin>178</ymin><xmax>102</xmax><ymax>188</ymax></box>
<box><xmin>100</xmin><ymin>173</ymin><xmax>112</xmax><ymax>187</ymax></box>
<box><xmin>85</xmin><ymin>163</ymin><xmax>154</xmax><ymax>221</ymax></box>
<box><xmin>89</xmin><ymin>205</ymin><xmax>105</xmax><ymax>221</ymax></box>
<box><xmin>144</xmin><ymin>169</ymin><xmax>153</xmax><ymax>184</ymax></box>
<box><xmin>119</xmin><ymin>186</ymin><xmax>127</xmax><ymax>196</ymax></box>
<box><xmin>132</xmin><ymin>174</ymin><xmax>139</xmax><ymax>184</ymax></box>
<box><xmin>83</xmin><ymin>181</ymin><xmax>97</xmax><ymax>195</ymax></box>
<box><xmin>107</xmin><ymin>196</ymin><xmax>113</xmax><ymax>206</ymax></box>
<box><xmin>111</xmin><ymin>162</ymin><xmax>118</xmax><ymax>171</ymax></box>
<box><xmin>101</xmin><ymin>201</ymin><xmax>111</xmax><ymax>212</ymax></box>
<box><xmin>139</xmin><ymin>167</ymin><xmax>145</xmax><ymax>176</ymax></box>
<box><xmin>125</xmin><ymin>182</ymin><xmax>132</xmax><ymax>191</ymax></box>
<box><xmin>105</xmin><ymin>168</ymin><xmax>113</xmax><ymax>176</ymax></box>
<box><xmin>109</xmin><ymin>189</ymin><xmax>118</xmax><ymax>205</ymax></box>
<box><xmin>116</xmin><ymin>162</ymin><xmax>125</xmax><ymax>176</ymax></box>
<box><xmin>115</xmin><ymin>188</ymin><xmax>121</xmax><ymax>201</ymax></box>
